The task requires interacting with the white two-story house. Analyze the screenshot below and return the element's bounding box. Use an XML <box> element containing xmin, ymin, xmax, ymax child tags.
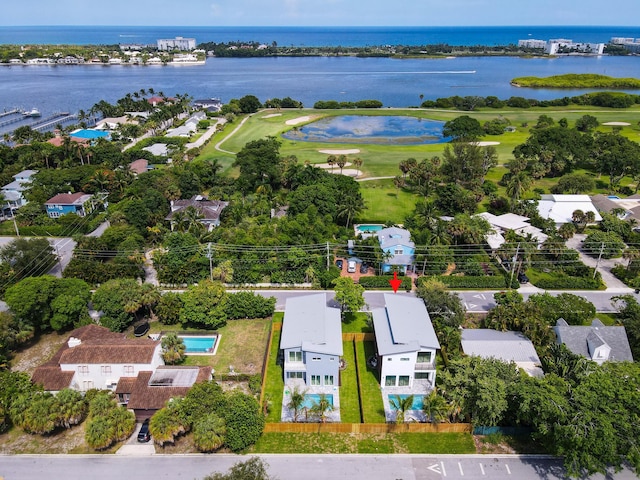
<box><xmin>32</xmin><ymin>324</ymin><xmax>163</xmax><ymax>393</ymax></box>
<box><xmin>372</xmin><ymin>294</ymin><xmax>440</xmax><ymax>388</ymax></box>
<box><xmin>280</xmin><ymin>293</ymin><xmax>343</xmax><ymax>387</ymax></box>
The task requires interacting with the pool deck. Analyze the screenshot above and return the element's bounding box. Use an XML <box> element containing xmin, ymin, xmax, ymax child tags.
<box><xmin>178</xmin><ymin>334</ymin><xmax>221</xmax><ymax>356</ymax></box>
<box><xmin>281</xmin><ymin>379</ymin><xmax>341</xmax><ymax>423</ymax></box>
<box><xmin>382</xmin><ymin>379</ymin><xmax>434</xmax><ymax>423</ymax></box>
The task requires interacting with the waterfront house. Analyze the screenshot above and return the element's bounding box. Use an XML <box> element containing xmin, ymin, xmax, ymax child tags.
<box><xmin>554</xmin><ymin>318</ymin><xmax>633</xmax><ymax>364</ymax></box>
<box><xmin>280</xmin><ymin>293</ymin><xmax>343</xmax><ymax>387</ymax></box>
<box><xmin>461</xmin><ymin>329</ymin><xmax>544</xmax><ymax>377</ymax></box>
<box><xmin>372</xmin><ymin>294</ymin><xmax>440</xmax><ymax>388</ymax></box>
<box><xmin>31</xmin><ymin>325</ymin><xmax>163</xmax><ymax>393</ymax></box>
<box><xmin>537</xmin><ymin>194</ymin><xmax>601</xmax><ymax>227</ymax></box>
<box><xmin>378</xmin><ymin>227</ymin><xmax>415</xmax><ymax>274</ymax></box>
<box><xmin>166</xmin><ymin>112</ymin><xmax>206</xmax><ymax>138</ymax></box>
<box><xmin>45</xmin><ymin>192</ymin><xmax>94</xmax><ymax>218</ymax></box>
<box><xmin>0</xmin><ymin>169</ymin><xmax>37</xmax><ymax>214</ymax></box>
<box><xmin>165</xmin><ymin>195</ymin><xmax>229</xmax><ymax>232</ymax></box>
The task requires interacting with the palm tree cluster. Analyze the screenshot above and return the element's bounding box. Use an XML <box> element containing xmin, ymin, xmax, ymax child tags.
<box><xmin>286</xmin><ymin>387</ymin><xmax>335</xmax><ymax>423</ymax></box>
<box><xmin>389</xmin><ymin>390</ymin><xmax>449</xmax><ymax>424</ymax></box>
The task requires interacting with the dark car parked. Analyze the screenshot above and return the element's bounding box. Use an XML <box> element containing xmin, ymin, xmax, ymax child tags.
<box><xmin>517</xmin><ymin>271</ymin><xmax>529</xmax><ymax>284</ymax></box>
<box><xmin>137</xmin><ymin>418</ymin><xmax>151</xmax><ymax>442</ymax></box>
<box><xmin>335</xmin><ymin>259</ymin><xmax>343</xmax><ymax>269</ymax></box>
<box><xmin>360</xmin><ymin>263</ymin><xmax>369</xmax><ymax>274</ymax></box>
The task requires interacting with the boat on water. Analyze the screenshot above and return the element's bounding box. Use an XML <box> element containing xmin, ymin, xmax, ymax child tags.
<box><xmin>22</xmin><ymin>108</ymin><xmax>41</xmax><ymax>117</ymax></box>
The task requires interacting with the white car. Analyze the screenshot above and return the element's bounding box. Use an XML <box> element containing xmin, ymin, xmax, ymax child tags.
<box><xmin>347</xmin><ymin>260</ymin><xmax>356</xmax><ymax>273</ymax></box>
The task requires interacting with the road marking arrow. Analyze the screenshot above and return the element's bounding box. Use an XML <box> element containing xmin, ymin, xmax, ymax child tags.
<box><xmin>473</xmin><ymin>294</ymin><xmax>486</xmax><ymax>299</ymax></box>
<box><xmin>427</xmin><ymin>464</ymin><xmax>441</xmax><ymax>474</ymax></box>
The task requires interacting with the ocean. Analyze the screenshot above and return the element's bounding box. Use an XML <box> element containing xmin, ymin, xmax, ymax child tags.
<box><xmin>1</xmin><ymin>26</ymin><xmax>640</xmax><ymax>130</ymax></box>
<box><xmin>1</xmin><ymin>25</ymin><xmax>639</xmax><ymax>47</ymax></box>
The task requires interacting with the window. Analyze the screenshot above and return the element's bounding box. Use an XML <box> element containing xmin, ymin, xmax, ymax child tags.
<box><xmin>123</xmin><ymin>365</ymin><xmax>134</xmax><ymax>375</ymax></box>
<box><xmin>398</xmin><ymin>376</ymin><xmax>410</xmax><ymax>386</ymax></box>
<box><xmin>312</xmin><ymin>357</ymin><xmax>321</xmax><ymax>362</ymax></box>
<box><xmin>385</xmin><ymin>376</ymin><xmax>396</xmax><ymax>386</ymax></box>
<box><xmin>387</xmin><ymin>358</ymin><xmax>392</xmax><ymax>361</ymax></box>
<box><xmin>288</xmin><ymin>351</ymin><xmax>302</xmax><ymax>362</ymax></box>
<box><xmin>415</xmin><ymin>372</ymin><xmax>430</xmax><ymax>380</ymax></box>
<box><xmin>394</xmin><ymin>248</ymin><xmax>403</xmax><ymax>255</ymax></box>
<box><xmin>417</xmin><ymin>352</ymin><xmax>432</xmax><ymax>363</ymax></box>
<box><xmin>400</xmin><ymin>357</ymin><xmax>410</xmax><ymax>361</ymax></box>
<box><xmin>100</xmin><ymin>365</ymin><xmax>112</xmax><ymax>375</ymax></box>
<box><xmin>118</xmin><ymin>393</ymin><xmax>130</xmax><ymax>404</ymax></box>
<box><xmin>311</xmin><ymin>375</ymin><xmax>321</xmax><ymax>385</ymax></box>
<box><xmin>82</xmin><ymin>380</ymin><xmax>94</xmax><ymax>391</ymax></box>
<box><xmin>324</xmin><ymin>375</ymin><xmax>334</xmax><ymax>386</ymax></box>
<box><xmin>287</xmin><ymin>372</ymin><xmax>304</xmax><ymax>379</ymax></box>
<box><xmin>78</xmin><ymin>365</ymin><xmax>89</xmax><ymax>375</ymax></box>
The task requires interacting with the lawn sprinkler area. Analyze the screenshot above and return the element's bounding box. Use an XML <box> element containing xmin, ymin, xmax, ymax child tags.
<box><xmin>178</xmin><ymin>335</ymin><xmax>220</xmax><ymax>355</ymax></box>
<box><xmin>282</xmin><ymin>115</ymin><xmax>450</xmax><ymax>145</ymax></box>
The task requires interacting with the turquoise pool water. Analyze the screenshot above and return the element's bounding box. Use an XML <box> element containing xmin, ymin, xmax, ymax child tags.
<box><xmin>71</xmin><ymin>129</ymin><xmax>110</xmax><ymax>140</ymax></box>
<box><xmin>302</xmin><ymin>394</ymin><xmax>334</xmax><ymax>410</ymax></box>
<box><xmin>356</xmin><ymin>224</ymin><xmax>383</xmax><ymax>232</ymax></box>
<box><xmin>282</xmin><ymin>115</ymin><xmax>450</xmax><ymax>145</ymax></box>
<box><xmin>180</xmin><ymin>336</ymin><xmax>216</xmax><ymax>353</ymax></box>
<box><xmin>388</xmin><ymin>394</ymin><xmax>424</xmax><ymax>410</ymax></box>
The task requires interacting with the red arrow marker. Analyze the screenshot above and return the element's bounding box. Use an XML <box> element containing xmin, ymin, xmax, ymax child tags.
<box><xmin>389</xmin><ymin>271</ymin><xmax>402</xmax><ymax>293</ymax></box>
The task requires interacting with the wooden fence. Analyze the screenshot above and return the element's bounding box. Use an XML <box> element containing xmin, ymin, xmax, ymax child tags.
<box><xmin>264</xmin><ymin>422</ymin><xmax>472</xmax><ymax>434</ymax></box>
<box><xmin>342</xmin><ymin>332</ymin><xmax>374</xmax><ymax>341</ymax></box>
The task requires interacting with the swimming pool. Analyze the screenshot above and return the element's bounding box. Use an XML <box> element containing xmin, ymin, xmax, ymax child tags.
<box><xmin>282</xmin><ymin>115</ymin><xmax>450</xmax><ymax>145</ymax></box>
<box><xmin>356</xmin><ymin>224</ymin><xmax>384</xmax><ymax>233</ymax></box>
<box><xmin>302</xmin><ymin>394</ymin><xmax>334</xmax><ymax>410</ymax></box>
<box><xmin>388</xmin><ymin>394</ymin><xmax>424</xmax><ymax>410</ymax></box>
<box><xmin>70</xmin><ymin>129</ymin><xmax>111</xmax><ymax>140</ymax></box>
<box><xmin>179</xmin><ymin>335</ymin><xmax>217</xmax><ymax>354</ymax></box>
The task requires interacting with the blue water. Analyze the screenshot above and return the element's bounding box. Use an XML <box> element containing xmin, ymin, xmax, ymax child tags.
<box><xmin>71</xmin><ymin>129</ymin><xmax>110</xmax><ymax>139</ymax></box>
<box><xmin>302</xmin><ymin>394</ymin><xmax>334</xmax><ymax>410</ymax></box>
<box><xmin>283</xmin><ymin>115</ymin><xmax>449</xmax><ymax>145</ymax></box>
<box><xmin>180</xmin><ymin>336</ymin><xmax>216</xmax><ymax>353</ymax></box>
<box><xmin>389</xmin><ymin>394</ymin><xmax>425</xmax><ymax>410</ymax></box>
<box><xmin>1</xmin><ymin>25</ymin><xmax>639</xmax><ymax>47</ymax></box>
<box><xmin>357</xmin><ymin>225</ymin><xmax>384</xmax><ymax>232</ymax></box>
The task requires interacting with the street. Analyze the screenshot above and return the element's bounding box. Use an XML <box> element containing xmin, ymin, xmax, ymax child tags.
<box><xmin>0</xmin><ymin>453</ymin><xmax>635</xmax><ymax>480</ymax></box>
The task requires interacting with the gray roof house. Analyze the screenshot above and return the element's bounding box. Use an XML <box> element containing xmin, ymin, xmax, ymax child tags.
<box><xmin>280</xmin><ymin>293</ymin><xmax>343</xmax><ymax>387</ymax></box>
<box><xmin>372</xmin><ymin>294</ymin><xmax>440</xmax><ymax>388</ymax></box>
<box><xmin>165</xmin><ymin>195</ymin><xmax>229</xmax><ymax>231</ymax></box>
<box><xmin>1</xmin><ymin>169</ymin><xmax>37</xmax><ymax>211</ymax></box>
<box><xmin>378</xmin><ymin>227</ymin><xmax>415</xmax><ymax>274</ymax></box>
<box><xmin>461</xmin><ymin>329</ymin><xmax>544</xmax><ymax>377</ymax></box>
<box><xmin>554</xmin><ymin>318</ymin><xmax>633</xmax><ymax>364</ymax></box>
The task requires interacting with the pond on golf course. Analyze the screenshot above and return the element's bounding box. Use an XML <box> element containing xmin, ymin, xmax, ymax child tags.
<box><xmin>282</xmin><ymin>115</ymin><xmax>451</xmax><ymax>145</ymax></box>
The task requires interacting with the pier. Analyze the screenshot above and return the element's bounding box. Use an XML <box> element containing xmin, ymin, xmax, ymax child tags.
<box><xmin>31</xmin><ymin>113</ymin><xmax>77</xmax><ymax>132</ymax></box>
<box><xmin>0</xmin><ymin>109</ymin><xmax>21</xmax><ymax>119</ymax></box>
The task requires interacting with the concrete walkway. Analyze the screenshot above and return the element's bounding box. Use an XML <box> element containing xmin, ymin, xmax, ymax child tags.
<box><xmin>566</xmin><ymin>234</ymin><xmax>633</xmax><ymax>293</ymax></box>
<box><xmin>185</xmin><ymin>118</ymin><xmax>226</xmax><ymax>150</ymax></box>
<box><xmin>215</xmin><ymin>114</ymin><xmax>253</xmax><ymax>154</ymax></box>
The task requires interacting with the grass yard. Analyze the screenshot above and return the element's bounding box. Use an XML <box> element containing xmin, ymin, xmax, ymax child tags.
<box><xmin>359</xmin><ymin>179</ymin><xmax>418</xmax><ymax>224</ymax></box>
<box><xmin>263</xmin><ymin>327</ymin><xmax>284</xmax><ymax>423</ymax></box>
<box><xmin>339</xmin><ymin>340</ymin><xmax>362</xmax><ymax>423</ymax></box>
<box><xmin>250</xmin><ymin>432</ymin><xmax>475</xmax><ymax>454</ymax></box>
<box><xmin>341</xmin><ymin>312</ymin><xmax>372</xmax><ymax>333</ymax></box>
<box><xmin>355</xmin><ymin>341</ymin><xmax>386</xmax><ymax>423</ymax></box>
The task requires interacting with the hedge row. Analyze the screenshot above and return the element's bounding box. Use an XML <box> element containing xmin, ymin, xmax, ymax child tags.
<box><xmin>434</xmin><ymin>275</ymin><xmax>515</xmax><ymax>289</ymax></box>
<box><xmin>358</xmin><ymin>275</ymin><xmax>413</xmax><ymax>291</ymax></box>
<box><xmin>533</xmin><ymin>276</ymin><xmax>603</xmax><ymax>290</ymax></box>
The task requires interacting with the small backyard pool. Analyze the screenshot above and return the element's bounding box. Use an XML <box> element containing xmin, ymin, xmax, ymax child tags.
<box><xmin>70</xmin><ymin>129</ymin><xmax>111</xmax><ymax>140</ymax></box>
<box><xmin>282</xmin><ymin>115</ymin><xmax>450</xmax><ymax>145</ymax></box>
<box><xmin>355</xmin><ymin>224</ymin><xmax>384</xmax><ymax>235</ymax></box>
<box><xmin>302</xmin><ymin>394</ymin><xmax>334</xmax><ymax>410</ymax></box>
<box><xmin>388</xmin><ymin>394</ymin><xmax>424</xmax><ymax>410</ymax></box>
<box><xmin>179</xmin><ymin>335</ymin><xmax>218</xmax><ymax>354</ymax></box>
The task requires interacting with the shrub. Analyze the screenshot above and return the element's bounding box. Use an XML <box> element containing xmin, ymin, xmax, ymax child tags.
<box><xmin>225</xmin><ymin>291</ymin><xmax>276</xmax><ymax>319</ymax></box>
<box><xmin>434</xmin><ymin>275</ymin><xmax>513</xmax><ymax>289</ymax></box>
<box><xmin>358</xmin><ymin>275</ymin><xmax>412</xmax><ymax>291</ymax></box>
<box><xmin>583</xmin><ymin>231</ymin><xmax>626</xmax><ymax>259</ymax></box>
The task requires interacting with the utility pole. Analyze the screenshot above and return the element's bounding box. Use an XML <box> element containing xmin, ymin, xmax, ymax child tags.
<box><xmin>509</xmin><ymin>243</ymin><xmax>520</xmax><ymax>288</ymax></box>
<box><xmin>207</xmin><ymin>242</ymin><xmax>213</xmax><ymax>281</ymax></box>
<box><xmin>326</xmin><ymin>242</ymin><xmax>330</xmax><ymax>270</ymax></box>
<box><xmin>10</xmin><ymin>208</ymin><xmax>19</xmax><ymax>237</ymax></box>
<box><xmin>594</xmin><ymin>242</ymin><xmax>605</xmax><ymax>279</ymax></box>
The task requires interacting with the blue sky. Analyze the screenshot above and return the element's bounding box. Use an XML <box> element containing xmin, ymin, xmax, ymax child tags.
<box><xmin>3</xmin><ymin>0</ymin><xmax>640</xmax><ymax>26</ymax></box>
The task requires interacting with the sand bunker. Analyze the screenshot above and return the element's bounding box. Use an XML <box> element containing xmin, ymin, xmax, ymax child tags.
<box><xmin>316</xmin><ymin>162</ymin><xmax>352</xmax><ymax>169</ymax></box>
<box><xmin>602</xmin><ymin>122</ymin><xmax>631</xmax><ymax>126</ymax></box>
<box><xmin>330</xmin><ymin>169</ymin><xmax>362</xmax><ymax>177</ymax></box>
<box><xmin>318</xmin><ymin>149</ymin><xmax>361</xmax><ymax>155</ymax></box>
<box><xmin>473</xmin><ymin>141</ymin><xmax>501</xmax><ymax>146</ymax></box>
<box><xmin>286</xmin><ymin>116</ymin><xmax>311</xmax><ymax>125</ymax></box>
<box><xmin>261</xmin><ymin>113</ymin><xmax>282</xmax><ymax>119</ymax></box>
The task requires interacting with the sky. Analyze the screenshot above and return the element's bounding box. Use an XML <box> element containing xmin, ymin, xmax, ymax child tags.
<box><xmin>3</xmin><ymin>0</ymin><xmax>640</xmax><ymax>26</ymax></box>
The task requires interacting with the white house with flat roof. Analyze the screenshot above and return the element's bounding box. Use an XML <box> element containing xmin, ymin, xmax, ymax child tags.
<box><xmin>280</xmin><ymin>293</ymin><xmax>343</xmax><ymax>387</ymax></box>
<box><xmin>372</xmin><ymin>294</ymin><xmax>440</xmax><ymax>388</ymax></box>
<box><xmin>537</xmin><ymin>194</ymin><xmax>602</xmax><ymax>227</ymax></box>
<box><xmin>461</xmin><ymin>329</ymin><xmax>544</xmax><ymax>377</ymax></box>
<box><xmin>475</xmin><ymin>212</ymin><xmax>548</xmax><ymax>250</ymax></box>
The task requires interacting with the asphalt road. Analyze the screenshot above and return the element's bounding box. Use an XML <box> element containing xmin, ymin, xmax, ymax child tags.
<box><xmin>4</xmin><ymin>453</ymin><xmax>634</xmax><ymax>480</ymax></box>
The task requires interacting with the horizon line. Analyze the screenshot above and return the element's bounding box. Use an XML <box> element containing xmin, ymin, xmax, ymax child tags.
<box><xmin>0</xmin><ymin>24</ymin><xmax>638</xmax><ymax>28</ymax></box>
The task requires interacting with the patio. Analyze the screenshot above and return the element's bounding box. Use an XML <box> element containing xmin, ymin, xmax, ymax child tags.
<box><xmin>281</xmin><ymin>379</ymin><xmax>341</xmax><ymax>423</ymax></box>
<box><xmin>382</xmin><ymin>378</ymin><xmax>434</xmax><ymax>423</ymax></box>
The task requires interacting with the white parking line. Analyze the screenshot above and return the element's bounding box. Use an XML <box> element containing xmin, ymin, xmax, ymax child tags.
<box><xmin>458</xmin><ymin>462</ymin><xmax>464</xmax><ymax>476</ymax></box>
<box><xmin>505</xmin><ymin>464</ymin><xmax>511</xmax><ymax>475</ymax></box>
<box><xmin>441</xmin><ymin>461</ymin><xmax>447</xmax><ymax>477</ymax></box>
<box><xmin>479</xmin><ymin>463</ymin><xmax>485</xmax><ymax>475</ymax></box>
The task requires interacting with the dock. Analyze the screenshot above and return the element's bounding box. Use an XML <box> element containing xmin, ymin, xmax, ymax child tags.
<box><xmin>31</xmin><ymin>113</ymin><xmax>77</xmax><ymax>132</ymax></box>
<box><xmin>0</xmin><ymin>109</ymin><xmax>21</xmax><ymax>119</ymax></box>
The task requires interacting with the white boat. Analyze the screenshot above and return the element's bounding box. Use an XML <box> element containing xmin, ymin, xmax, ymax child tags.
<box><xmin>23</xmin><ymin>108</ymin><xmax>41</xmax><ymax>117</ymax></box>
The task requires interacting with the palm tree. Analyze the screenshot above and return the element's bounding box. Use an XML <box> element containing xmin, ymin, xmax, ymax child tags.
<box><xmin>422</xmin><ymin>389</ymin><xmax>449</xmax><ymax>424</ymax></box>
<box><xmin>287</xmin><ymin>386</ymin><xmax>307</xmax><ymax>422</ymax></box>
<box><xmin>326</xmin><ymin>155</ymin><xmax>336</xmax><ymax>172</ymax></box>
<box><xmin>140</xmin><ymin>283</ymin><xmax>161</xmax><ymax>319</ymax></box>
<box><xmin>389</xmin><ymin>394</ymin><xmax>414</xmax><ymax>424</ymax></box>
<box><xmin>336</xmin><ymin>154</ymin><xmax>347</xmax><ymax>174</ymax></box>
<box><xmin>161</xmin><ymin>332</ymin><xmax>186</xmax><ymax>365</ymax></box>
<box><xmin>393</xmin><ymin>175</ymin><xmax>405</xmax><ymax>197</ymax></box>
<box><xmin>506</xmin><ymin>171</ymin><xmax>532</xmax><ymax>203</ymax></box>
<box><xmin>352</xmin><ymin>157</ymin><xmax>364</xmax><ymax>178</ymax></box>
<box><xmin>54</xmin><ymin>388</ymin><xmax>87</xmax><ymax>429</ymax></box>
<box><xmin>193</xmin><ymin>413</ymin><xmax>227</xmax><ymax>452</ymax></box>
<box><xmin>310</xmin><ymin>393</ymin><xmax>334</xmax><ymax>423</ymax></box>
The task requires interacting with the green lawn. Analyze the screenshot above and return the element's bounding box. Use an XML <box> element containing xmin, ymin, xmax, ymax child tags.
<box><xmin>263</xmin><ymin>328</ymin><xmax>284</xmax><ymax>423</ymax></box>
<box><xmin>355</xmin><ymin>341</ymin><xmax>386</xmax><ymax>423</ymax></box>
<box><xmin>250</xmin><ymin>432</ymin><xmax>475</xmax><ymax>454</ymax></box>
<box><xmin>359</xmin><ymin>179</ymin><xmax>418</xmax><ymax>224</ymax></box>
<box><xmin>341</xmin><ymin>312</ymin><xmax>372</xmax><ymax>333</ymax></box>
<box><xmin>339</xmin><ymin>340</ymin><xmax>362</xmax><ymax>423</ymax></box>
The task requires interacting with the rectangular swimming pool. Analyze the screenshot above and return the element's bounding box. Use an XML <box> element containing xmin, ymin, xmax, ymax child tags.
<box><xmin>302</xmin><ymin>394</ymin><xmax>334</xmax><ymax>410</ymax></box>
<box><xmin>388</xmin><ymin>394</ymin><xmax>424</xmax><ymax>410</ymax></box>
<box><xmin>356</xmin><ymin>224</ymin><xmax>383</xmax><ymax>233</ymax></box>
<box><xmin>179</xmin><ymin>335</ymin><xmax>217</xmax><ymax>354</ymax></box>
<box><xmin>71</xmin><ymin>129</ymin><xmax>111</xmax><ymax>140</ymax></box>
